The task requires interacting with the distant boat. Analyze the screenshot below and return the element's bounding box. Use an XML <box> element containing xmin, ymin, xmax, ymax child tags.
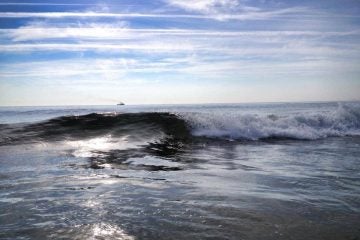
<box><xmin>117</xmin><ymin>102</ymin><xmax>125</xmax><ymax>106</ymax></box>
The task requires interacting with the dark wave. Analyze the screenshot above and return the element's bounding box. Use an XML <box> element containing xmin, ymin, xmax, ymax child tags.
<box><xmin>0</xmin><ymin>112</ymin><xmax>200</xmax><ymax>171</ymax></box>
<box><xmin>0</xmin><ymin>112</ymin><xmax>191</xmax><ymax>146</ymax></box>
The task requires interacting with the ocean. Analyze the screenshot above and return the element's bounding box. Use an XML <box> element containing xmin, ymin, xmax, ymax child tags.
<box><xmin>0</xmin><ymin>102</ymin><xmax>359</xmax><ymax>239</ymax></box>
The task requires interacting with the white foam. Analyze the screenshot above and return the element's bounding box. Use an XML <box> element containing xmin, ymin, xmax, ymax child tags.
<box><xmin>179</xmin><ymin>103</ymin><xmax>360</xmax><ymax>140</ymax></box>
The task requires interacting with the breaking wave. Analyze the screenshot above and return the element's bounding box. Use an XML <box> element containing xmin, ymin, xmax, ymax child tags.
<box><xmin>1</xmin><ymin>103</ymin><xmax>359</xmax><ymax>146</ymax></box>
<box><xmin>182</xmin><ymin>103</ymin><xmax>360</xmax><ymax>140</ymax></box>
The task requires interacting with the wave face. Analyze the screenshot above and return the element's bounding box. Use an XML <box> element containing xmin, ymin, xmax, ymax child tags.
<box><xmin>1</xmin><ymin>104</ymin><xmax>360</xmax><ymax>146</ymax></box>
<box><xmin>0</xmin><ymin>113</ymin><xmax>190</xmax><ymax>146</ymax></box>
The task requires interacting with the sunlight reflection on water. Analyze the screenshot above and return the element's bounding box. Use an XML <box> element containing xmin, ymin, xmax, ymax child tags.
<box><xmin>91</xmin><ymin>223</ymin><xmax>135</xmax><ymax>240</ymax></box>
<box><xmin>67</xmin><ymin>135</ymin><xmax>135</xmax><ymax>158</ymax></box>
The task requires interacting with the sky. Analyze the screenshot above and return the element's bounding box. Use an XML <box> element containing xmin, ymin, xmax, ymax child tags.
<box><xmin>0</xmin><ymin>0</ymin><xmax>359</xmax><ymax>106</ymax></box>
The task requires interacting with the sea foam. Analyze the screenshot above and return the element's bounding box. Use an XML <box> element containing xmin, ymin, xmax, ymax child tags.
<box><xmin>180</xmin><ymin>103</ymin><xmax>360</xmax><ymax>140</ymax></box>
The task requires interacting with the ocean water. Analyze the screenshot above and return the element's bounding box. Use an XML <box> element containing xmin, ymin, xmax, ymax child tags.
<box><xmin>0</xmin><ymin>102</ymin><xmax>359</xmax><ymax>240</ymax></box>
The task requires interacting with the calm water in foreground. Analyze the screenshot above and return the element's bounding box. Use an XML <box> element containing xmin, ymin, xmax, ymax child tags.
<box><xmin>0</xmin><ymin>102</ymin><xmax>359</xmax><ymax>239</ymax></box>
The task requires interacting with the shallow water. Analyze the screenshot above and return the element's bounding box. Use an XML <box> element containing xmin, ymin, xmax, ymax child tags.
<box><xmin>0</xmin><ymin>102</ymin><xmax>359</xmax><ymax>239</ymax></box>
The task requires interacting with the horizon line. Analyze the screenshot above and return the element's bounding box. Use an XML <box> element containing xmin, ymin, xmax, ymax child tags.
<box><xmin>1</xmin><ymin>100</ymin><xmax>359</xmax><ymax>108</ymax></box>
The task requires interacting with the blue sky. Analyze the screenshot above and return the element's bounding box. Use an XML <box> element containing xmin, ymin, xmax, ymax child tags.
<box><xmin>0</xmin><ymin>0</ymin><xmax>359</xmax><ymax>106</ymax></box>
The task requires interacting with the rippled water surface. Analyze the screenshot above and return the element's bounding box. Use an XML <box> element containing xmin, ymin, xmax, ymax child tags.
<box><xmin>0</xmin><ymin>102</ymin><xmax>359</xmax><ymax>239</ymax></box>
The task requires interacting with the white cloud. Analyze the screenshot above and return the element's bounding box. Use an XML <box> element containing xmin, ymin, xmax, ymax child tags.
<box><xmin>1</xmin><ymin>56</ymin><xmax>358</xmax><ymax>81</ymax></box>
<box><xmin>0</xmin><ymin>7</ymin><xmax>315</xmax><ymax>21</ymax></box>
<box><xmin>2</xmin><ymin>21</ymin><xmax>358</xmax><ymax>60</ymax></box>
<box><xmin>0</xmin><ymin>57</ymin><xmax>193</xmax><ymax>80</ymax></box>
<box><xmin>0</xmin><ymin>42</ymin><xmax>196</xmax><ymax>52</ymax></box>
<box><xmin>0</xmin><ymin>59</ymin><xmax>129</xmax><ymax>80</ymax></box>
<box><xmin>1</xmin><ymin>25</ymin><xmax>359</xmax><ymax>42</ymax></box>
<box><xmin>165</xmin><ymin>0</ymin><xmax>239</xmax><ymax>14</ymax></box>
<box><xmin>0</xmin><ymin>42</ymin><xmax>356</xmax><ymax>58</ymax></box>
<box><xmin>2</xmin><ymin>22</ymin><xmax>129</xmax><ymax>41</ymax></box>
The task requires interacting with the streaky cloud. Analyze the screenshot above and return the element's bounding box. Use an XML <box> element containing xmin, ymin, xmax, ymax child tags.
<box><xmin>0</xmin><ymin>42</ymin><xmax>356</xmax><ymax>57</ymax></box>
<box><xmin>1</xmin><ymin>27</ymin><xmax>359</xmax><ymax>42</ymax></box>
<box><xmin>0</xmin><ymin>7</ymin><xmax>318</xmax><ymax>21</ymax></box>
